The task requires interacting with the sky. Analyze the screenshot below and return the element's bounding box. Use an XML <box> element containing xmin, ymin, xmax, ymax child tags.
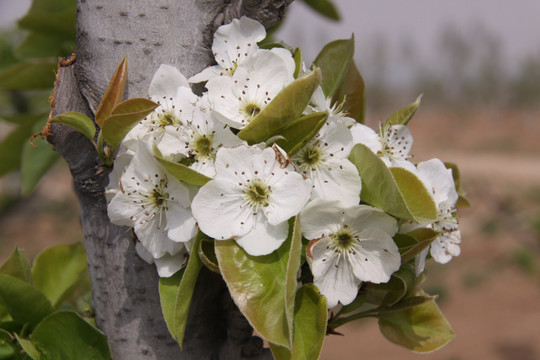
<box><xmin>2</xmin><ymin>0</ymin><xmax>540</xmax><ymax>85</ymax></box>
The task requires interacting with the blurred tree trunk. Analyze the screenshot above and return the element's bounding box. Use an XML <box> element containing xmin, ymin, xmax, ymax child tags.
<box><xmin>47</xmin><ymin>1</ymin><xmax>292</xmax><ymax>359</ymax></box>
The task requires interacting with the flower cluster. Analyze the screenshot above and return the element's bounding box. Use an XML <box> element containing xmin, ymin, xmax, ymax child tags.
<box><xmin>106</xmin><ymin>16</ymin><xmax>464</xmax><ymax>310</ymax></box>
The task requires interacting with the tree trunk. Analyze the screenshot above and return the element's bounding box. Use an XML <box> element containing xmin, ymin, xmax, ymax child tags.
<box><xmin>47</xmin><ymin>1</ymin><xmax>292</xmax><ymax>358</ymax></box>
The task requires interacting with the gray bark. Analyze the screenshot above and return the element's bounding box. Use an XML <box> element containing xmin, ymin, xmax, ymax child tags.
<box><xmin>47</xmin><ymin>1</ymin><xmax>292</xmax><ymax>359</ymax></box>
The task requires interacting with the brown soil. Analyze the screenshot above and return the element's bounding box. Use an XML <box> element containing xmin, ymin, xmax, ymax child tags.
<box><xmin>1</xmin><ymin>108</ymin><xmax>539</xmax><ymax>360</ymax></box>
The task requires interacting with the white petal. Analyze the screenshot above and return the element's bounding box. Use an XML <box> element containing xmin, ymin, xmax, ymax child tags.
<box><xmin>107</xmin><ymin>191</ymin><xmax>141</xmax><ymax>227</ymax></box>
<box><xmin>135</xmin><ymin>242</ymin><xmax>154</xmax><ymax>264</ymax></box>
<box><xmin>165</xmin><ymin>202</ymin><xmax>197</xmax><ymax>243</ymax></box>
<box><xmin>348</xmin><ymin>228</ymin><xmax>401</xmax><ymax>283</ymax></box>
<box><xmin>415</xmin><ymin>247</ymin><xmax>429</xmax><ymax>275</ymax></box>
<box><xmin>310</xmin><ymin>238</ymin><xmax>360</xmax><ymax>308</ymax></box>
<box><xmin>154</xmin><ymin>249</ymin><xmax>188</xmax><ymax>277</ymax></box>
<box><xmin>235</xmin><ymin>214</ymin><xmax>289</xmax><ymax>256</ymax></box>
<box><xmin>345</xmin><ymin>205</ymin><xmax>398</xmax><ymax>238</ymax></box>
<box><xmin>148</xmin><ymin>64</ymin><xmax>189</xmax><ymax>98</ymax></box>
<box><xmin>417</xmin><ymin>158</ymin><xmax>458</xmax><ymax>206</ymax></box>
<box><xmin>134</xmin><ymin>219</ymin><xmax>184</xmax><ymax>258</ymax></box>
<box><xmin>430</xmin><ymin>230</ymin><xmax>461</xmax><ymax>264</ymax></box>
<box><xmin>189</xmin><ymin>66</ymin><xmax>221</xmax><ymax>83</ymax></box>
<box><xmin>309</xmin><ymin>159</ymin><xmax>361</xmax><ymax>207</ymax></box>
<box><xmin>300</xmin><ymin>199</ymin><xmax>347</xmax><ymax>240</ymax></box>
<box><xmin>191</xmin><ymin>178</ymin><xmax>253</xmax><ymax>240</ymax></box>
<box><xmin>350</xmin><ymin>123</ymin><xmax>381</xmax><ymax>154</ymax></box>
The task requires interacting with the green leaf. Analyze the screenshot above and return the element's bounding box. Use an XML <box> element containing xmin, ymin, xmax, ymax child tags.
<box><xmin>158</xmin><ymin>268</ymin><xmax>185</xmax><ymax>339</ymax></box>
<box><xmin>101</xmin><ymin>98</ymin><xmax>158</xmax><ymax>146</ymax></box>
<box><xmin>349</xmin><ymin>144</ymin><xmax>437</xmax><ymax>223</ymax></box>
<box><xmin>94</xmin><ymin>56</ymin><xmax>128</xmax><ymax>126</ymax></box>
<box><xmin>0</xmin><ymin>61</ymin><xmax>57</xmax><ymax>90</ymax></box>
<box><xmin>18</xmin><ymin>0</ymin><xmax>76</xmax><ymax>39</ymax></box>
<box><xmin>50</xmin><ymin>112</ymin><xmax>96</xmax><ymax>142</ymax></box>
<box><xmin>172</xmin><ymin>234</ymin><xmax>203</xmax><ymax>348</ymax></box>
<box><xmin>269</xmin><ymin>284</ymin><xmax>328</xmax><ymax>360</ymax></box>
<box><xmin>378</xmin><ymin>291</ymin><xmax>455</xmax><ymax>353</ymax></box>
<box><xmin>0</xmin><ymin>274</ymin><xmax>53</xmax><ymax>328</ymax></box>
<box><xmin>15</xmin><ymin>335</ymin><xmax>40</xmax><ymax>360</ymax></box>
<box><xmin>32</xmin><ymin>243</ymin><xmax>88</xmax><ymax>308</ymax></box>
<box><xmin>384</xmin><ymin>95</ymin><xmax>422</xmax><ymax>127</ymax></box>
<box><xmin>15</xmin><ymin>32</ymin><xmax>73</xmax><ymax>59</ymax></box>
<box><xmin>31</xmin><ymin>311</ymin><xmax>111</xmax><ymax>360</ymax></box>
<box><xmin>292</xmin><ymin>48</ymin><xmax>302</xmax><ymax>79</ymax></box>
<box><xmin>302</xmin><ymin>0</ymin><xmax>340</xmax><ymax>20</ymax></box>
<box><xmin>365</xmin><ymin>263</ymin><xmax>416</xmax><ymax>307</ymax></box>
<box><xmin>444</xmin><ymin>162</ymin><xmax>470</xmax><ymax>208</ymax></box>
<box><xmin>0</xmin><ymin>125</ymin><xmax>34</xmax><ymax>177</ymax></box>
<box><xmin>215</xmin><ymin>217</ymin><xmax>303</xmax><ymax>348</ymax></box>
<box><xmin>0</xmin><ymin>247</ymin><xmax>32</xmax><ymax>284</ymax></box>
<box><xmin>155</xmin><ymin>156</ymin><xmax>211</xmax><ymax>187</ymax></box>
<box><xmin>237</xmin><ymin>69</ymin><xmax>321</xmax><ymax>144</ymax></box>
<box><xmin>313</xmin><ymin>37</ymin><xmax>354</xmax><ymax>98</ymax></box>
<box><xmin>332</xmin><ymin>61</ymin><xmax>365</xmax><ymax>123</ymax></box>
<box><xmin>395</xmin><ymin>228</ymin><xmax>440</xmax><ymax>264</ymax></box>
<box><xmin>197</xmin><ymin>238</ymin><xmax>220</xmax><ymax>273</ymax></box>
<box><xmin>0</xmin><ymin>329</ymin><xmax>16</xmax><ymax>359</ymax></box>
<box><xmin>273</xmin><ymin>112</ymin><xmax>327</xmax><ymax>155</ymax></box>
<box><xmin>21</xmin><ymin>120</ymin><xmax>60</xmax><ymax>196</ymax></box>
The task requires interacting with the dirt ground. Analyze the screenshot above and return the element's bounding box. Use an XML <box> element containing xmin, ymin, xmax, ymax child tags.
<box><xmin>0</xmin><ymin>107</ymin><xmax>539</xmax><ymax>360</ymax></box>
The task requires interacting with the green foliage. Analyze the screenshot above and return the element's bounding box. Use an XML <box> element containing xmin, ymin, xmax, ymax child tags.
<box><xmin>301</xmin><ymin>0</ymin><xmax>340</xmax><ymax>21</ymax></box>
<box><xmin>384</xmin><ymin>95</ymin><xmax>422</xmax><ymax>127</ymax></box>
<box><xmin>395</xmin><ymin>228</ymin><xmax>440</xmax><ymax>264</ymax></box>
<box><xmin>215</xmin><ymin>217</ymin><xmax>302</xmax><ymax>348</ymax></box>
<box><xmin>154</xmin><ymin>156</ymin><xmax>211</xmax><ymax>187</ymax></box>
<box><xmin>0</xmin><ymin>61</ymin><xmax>57</xmax><ymax>90</ymax></box>
<box><xmin>94</xmin><ymin>57</ymin><xmax>127</xmax><ymax>127</ymax></box>
<box><xmin>50</xmin><ymin>113</ymin><xmax>95</xmax><ymax>142</ymax></box>
<box><xmin>273</xmin><ymin>111</ymin><xmax>328</xmax><ymax>155</ymax></box>
<box><xmin>378</xmin><ymin>291</ymin><xmax>455</xmax><ymax>353</ymax></box>
<box><xmin>237</xmin><ymin>69</ymin><xmax>321</xmax><ymax>144</ymax></box>
<box><xmin>332</xmin><ymin>61</ymin><xmax>365</xmax><ymax>123</ymax></box>
<box><xmin>0</xmin><ymin>245</ymin><xmax>109</xmax><ymax>360</ymax></box>
<box><xmin>349</xmin><ymin>144</ymin><xmax>438</xmax><ymax>223</ymax></box>
<box><xmin>313</xmin><ymin>37</ymin><xmax>354</xmax><ymax>99</ymax></box>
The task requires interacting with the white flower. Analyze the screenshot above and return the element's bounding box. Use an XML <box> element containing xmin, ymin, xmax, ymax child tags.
<box><xmin>301</xmin><ymin>199</ymin><xmax>400</xmax><ymax>308</ymax></box>
<box><xmin>309</xmin><ymin>86</ymin><xmax>356</xmax><ymax>127</ymax></box>
<box><xmin>401</xmin><ymin>158</ymin><xmax>461</xmax><ymax>273</ymax></box>
<box><xmin>157</xmin><ymin>95</ymin><xmax>244</xmax><ymax>178</ymax></box>
<box><xmin>351</xmin><ymin>123</ymin><xmax>413</xmax><ymax>167</ymax></box>
<box><xmin>206</xmin><ymin>49</ymin><xmax>295</xmax><ymax>129</ymax></box>
<box><xmin>190</xmin><ymin>17</ymin><xmax>266</xmax><ymax>83</ymax></box>
<box><xmin>291</xmin><ymin>122</ymin><xmax>362</xmax><ymax>206</ymax></box>
<box><xmin>135</xmin><ymin>242</ymin><xmax>189</xmax><ymax>278</ymax></box>
<box><xmin>191</xmin><ymin>145</ymin><xmax>312</xmax><ymax>256</ymax></box>
<box><xmin>107</xmin><ymin>145</ymin><xmax>197</xmax><ymax>258</ymax></box>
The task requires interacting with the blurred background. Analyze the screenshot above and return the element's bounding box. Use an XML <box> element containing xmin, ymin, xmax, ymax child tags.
<box><xmin>1</xmin><ymin>0</ymin><xmax>539</xmax><ymax>359</ymax></box>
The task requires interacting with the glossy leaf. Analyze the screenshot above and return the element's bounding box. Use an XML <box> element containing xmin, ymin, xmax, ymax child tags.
<box><xmin>15</xmin><ymin>335</ymin><xmax>40</xmax><ymax>360</ymax></box>
<box><xmin>378</xmin><ymin>291</ymin><xmax>455</xmax><ymax>353</ymax></box>
<box><xmin>94</xmin><ymin>56</ymin><xmax>128</xmax><ymax>126</ymax></box>
<box><xmin>0</xmin><ymin>247</ymin><xmax>32</xmax><ymax>284</ymax></box>
<box><xmin>215</xmin><ymin>217</ymin><xmax>302</xmax><ymax>348</ymax></box>
<box><xmin>237</xmin><ymin>69</ymin><xmax>321</xmax><ymax>144</ymax></box>
<box><xmin>50</xmin><ymin>112</ymin><xmax>96</xmax><ymax>141</ymax></box>
<box><xmin>101</xmin><ymin>98</ymin><xmax>158</xmax><ymax>146</ymax></box>
<box><xmin>32</xmin><ymin>243</ymin><xmax>88</xmax><ymax>308</ymax></box>
<box><xmin>0</xmin><ymin>61</ymin><xmax>57</xmax><ymax>90</ymax></box>
<box><xmin>31</xmin><ymin>311</ymin><xmax>111</xmax><ymax>360</ymax></box>
<box><xmin>365</xmin><ymin>263</ymin><xmax>416</xmax><ymax>307</ymax></box>
<box><xmin>313</xmin><ymin>37</ymin><xmax>354</xmax><ymax>98</ymax></box>
<box><xmin>158</xmin><ymin>268</ymin><xmax>185</xmax><ymax>339</ymax></box>
<box><xmin>338</xmin><ymin>292</ymin><xmax>367</xmax><ymax>315</ymax></box>
<box><xmin>172</xmin><ymin>234</ymin><xmax>203</xmax><ymax>348</ymax></box>
<box><xmin>273</xmin><ymin>112</ymin><xmax>328</xmax><ymax>155</ymax></box>
<box><xmin>0</xmin><ymin>274</ymin><xmax>53</xmax><ymax>328</ymax></box>
<box><xmin>269</xmin><ymin>284</ymin><xmax>328</xmax><ymax>360</ymax></box>
<box><xmin>349</xmin><ymin>144</ymin><xmax>437</xmax><ymax>223</ymax></box>
<box><xmin>332</xmin><ymin>61</ymin><xmax>365</xmax><ymax>123</ymax></box>
<box><xmin>396</xmin><ymin>228</ymin><xmax>440</xmax><ymax>263</ymax></box>
<box><xmin>198</xmin><ymin>238</ymin><xmax>220</xmax><ymax>273</ymax></box>
<box><xmin>155</xmin><ymin>156</ymin><xmax>211</xmax><ymax>187</ymax></box>
<box><xmin>21</xmin><ymin>120</ymin><xmax>60</xmax><ymax>195</ymax></box>
<box><xmin>302</xmin><ymin>0</ymin><xmax>340</xmax><ymax>20</ymax></box>
<box><xmin>384</xmin><ymin>95</ymin><xmax>422</xmax><ymax>127</ymax></box>
<box><xmin>444</xmin><ymin>162</ymin><xmax>470</xmax><ymax>208</ymax></box>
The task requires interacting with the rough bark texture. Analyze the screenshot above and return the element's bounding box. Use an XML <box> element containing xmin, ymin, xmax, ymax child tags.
<box><xmin>47</xmin><ymin>1</ymin><xmax>292</xmax><ymax>359</ymax></box>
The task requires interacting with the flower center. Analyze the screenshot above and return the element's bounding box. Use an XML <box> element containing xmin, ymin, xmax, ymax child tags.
<box><xmin>242</xmin><ymin>102</ymin><xmax>261</xmax><ymax>120</ymax></box>
<box><xmin>295</xmin><ymin>143</ymin><xmax>324</xmax><ymax>171</ymax></box>
<box><xmin>158</xmin><ymin>111</ymin><xmax>181</xmax><ymax>128</ymax></box>
<box><xmin>193</xmin><ymin>134</ymin><xmax>214</xmax><ymax>159</ymax></box>
<box><xmin>330</xmin><ymin>226</ymin><xmax>356</xmax><ymax>251</ymax></box>
<box><xmin>150</xmin><ymin>188</ymin><xmax>169</xmax><ymax>208</ymax></box>
<box><xmin>226</xmin><ymin>61</ymin><xmax>239</xmax><ymax>76</ymax></box>
<box><xmin>243</xmin><ymin>179</ymin><xmax>271</xmax><ymax>208</ymax></box>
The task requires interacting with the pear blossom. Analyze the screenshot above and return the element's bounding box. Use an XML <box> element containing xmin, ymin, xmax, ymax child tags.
<box><xmin>206</xmin><ymin>49</ymin><xmax>295</xmax><ymax>129</ymax></box>
<box><xmin>308</xmin><ymin>86</ymin><xmax>356</xmax><ymax>127</ymax></box>
<box><xmin>157</xmin><ymin>94</ymin><xmax>244</xmax><ymax>177</ymax></box>
<box><xmin>189</xmin><ymin>17</ymin><xmax>266</xmax><ymax>83</ymax></box>
<box><xmin>291</xmin><ymin>122</ymin><xmax>362</xmax><ymax>206</ymax></box>
<box><xmin>135</xmin><ymin>242</ymin><xmax>189</xmax><ymax>278</ymax></box>
<box><xmin>191</xmin><ymin>145</ymin><xmax>312</xmax><ymax>256</ymax></box>
<box><xmin>300</xmin><ymin>199</ymin><xmax>400</xmax><ymax>308</ymax></box>
<box><xmin>107</xmin><ymin>145</ymin><xmax>197</xmax><ymax>259</ymax></box>
<box><xmin>351</xmin><ymin>122</ymin><xmax>413</xmax><ymax>167</ymax></box>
